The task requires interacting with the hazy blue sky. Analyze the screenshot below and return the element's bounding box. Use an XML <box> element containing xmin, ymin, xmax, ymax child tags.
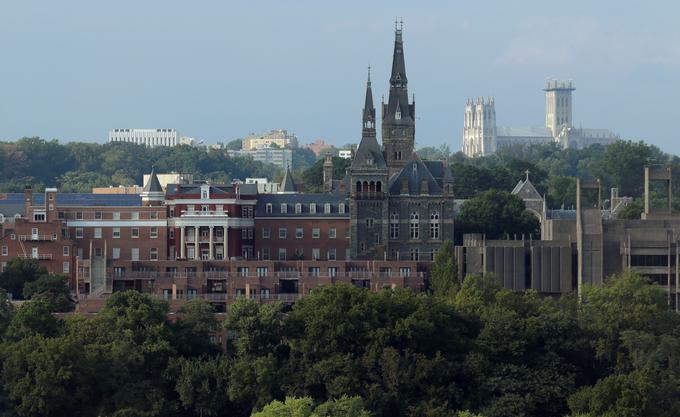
<box><xmin>2</xmin><ymin>1</ymin><xmax>679</xmax><ymax>153</ymax></box>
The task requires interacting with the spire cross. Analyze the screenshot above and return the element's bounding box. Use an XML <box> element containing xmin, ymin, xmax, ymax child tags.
<box><xmin>525</xmin><ymin>169</ymin><xmax>530</xmax><ymax>181</ymax></box>
<box><xmin>367</xmin><ymin>65</ymin><xmax>371</xmax><ymax>83</ymax></box>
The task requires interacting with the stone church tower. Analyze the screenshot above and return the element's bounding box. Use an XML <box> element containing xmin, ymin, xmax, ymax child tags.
<box><xmin>544</xmin><ymin>80</ymin><xmax>575</xmax><ymax>137</ymax></box>
<box><xmin>462</xmin><ymin>97</ymin><xmax>496</xmax><ymax>157</ymax></box>
<box><xmin>382</xmin><ymin>22</ymin><xmax>416</xmax><ymax>177</ymax></box>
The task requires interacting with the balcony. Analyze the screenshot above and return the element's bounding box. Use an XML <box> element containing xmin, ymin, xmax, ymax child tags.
<box><xmin>181</xmin><ymin>210</ymin><xmax>228</xmax><ymax>217</ymax></box>
<box><xmin>18</xmin><ymin>254</ymin><xmax>53</xmax><ymax>260</ymax></box>
<box><xmin>19</xmin><ymin>235</ymin><xmax>56</xmax><ymax>241</ymax></box>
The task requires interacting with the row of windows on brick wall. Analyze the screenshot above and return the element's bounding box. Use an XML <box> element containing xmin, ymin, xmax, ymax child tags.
<box><xmin>261</xmin><ymin>227</ymin><xmax>339</xmax><ymax>239</ymax></box>
<box><xmin>58</xmin><ymin>212</ymin><xmax>159</xmax><ymax>220</ymax></box>
<box><xmin>90</xmin><ymin>247</ymin><xmax>159</xmax><ymax>261</ymax></box>
<box><xmin>265</xmin><ymin>203</ymin><xmax>346</xmax><ymax>215</ymax></box>
<box><xmin>260</xmin><ymin>247</ymin><xmax>344</xmax><ymax>261</ymax></box>
<box><xmin>75</xmin><ymin>227</ymin><xmax>158</xmax><ymax>239</ymax></box>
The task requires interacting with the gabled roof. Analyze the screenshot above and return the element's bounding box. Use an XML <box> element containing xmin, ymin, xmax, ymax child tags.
<box><xmin>280</xmin><ymin>167</ymin><xmax>296</xmax><ymax>193</ymax></box>
<box><xmin>350</xmin><ymin>136</ymin><xmax>386</xmax><ymax>170</ymax></box>
<box><xmin>511</xmin><ymin>173</ymin><xmax>542</xmax><ymax>200</ymax></box>
<box><xmin>388</xmin><ymin>154</ymin><xmax>443</xmax><ymax>195</ymax></box>
<box><xmin>142</xmin><ymin>167</ymin><xmax>163</xmax><ymax>193</ymax></box>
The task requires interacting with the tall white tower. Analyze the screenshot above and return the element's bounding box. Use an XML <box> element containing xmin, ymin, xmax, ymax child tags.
<box><xmin>462</xmin><ymin>97</ymin><xmax>496</xmax><ymax>157</ymax></box>
<box><xmin>544</xmin><ymin>80</ymin><xmax>575</xmax><ymax>137</ymax></box>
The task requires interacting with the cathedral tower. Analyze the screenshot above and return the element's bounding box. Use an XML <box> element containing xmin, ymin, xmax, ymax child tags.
<box><xmin>382</xmin><ymin>21</ymin><xmax>415</xmax><ymax>177</ymax></box>
<box><xmin>544</xmin><ymin>80</ymin><xmax>575</xmax><ymax>137</ymax></box>
<box><xmin>462</xmin><ymin>97</ymin><xmax>496</xmax><ymax>157</ymax></box>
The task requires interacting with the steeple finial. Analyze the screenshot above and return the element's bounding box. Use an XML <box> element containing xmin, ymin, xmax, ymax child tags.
<box><xmin>367</xmin><ymin>65</ymin><xmax>371</xmax><ymax>85</ymax></box>
<box><xmin>525</xmin><ymin>169</ymin><xmax>530</xmax><ymax>181</ymax></box>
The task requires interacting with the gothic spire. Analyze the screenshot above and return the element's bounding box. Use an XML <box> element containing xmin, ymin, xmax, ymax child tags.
<box><xmin>384</xmin><ymin>21</ymin><xmax>413</xmax><ymax>123</ymax></box>
<box><xmin>389</xmin><ymin>19</ymin><xmax>407</xmax><ymax>88</ymax></box>
<box><xmin>363</xmin><ymin>66</ymin><xmax>375</xmax><ymax>128</ymax></box>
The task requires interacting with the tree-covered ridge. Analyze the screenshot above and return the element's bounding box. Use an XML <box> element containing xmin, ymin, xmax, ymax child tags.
<box><xmin>0</xmin><ymin>266</ymin><xmax>677</xmax><ymax>416</ymax></box>
<box><xmin>0</xmin><ymin>138</ymin><xmax>283</xmax><ymax>192</ymax></box>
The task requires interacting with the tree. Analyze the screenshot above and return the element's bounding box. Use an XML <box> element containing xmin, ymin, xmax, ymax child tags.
<box><xmin>6</xmin><ymin>300</ymin><xmax>61</xmax><ymax>340</ymax></box>
<box><xmin>456</xmin><ymin>190</ymin><xmax>540</xmax><ymax>240</ymax></box>
<box><xmin>173</xmin><ymin>298</ymin><xmax>220</xmax><ymax>356</ymax></box>
<box><xmin>0</xmin><ymin>258</ymin><xmax>46</xmax><ymax>299</ymax></box>
<box><xmin>251</xmin><ymin>396</ymin><xmax>371</xmax><ymax>417</ymax></box>
<box><xmin>428</xmin><ymin>240</ymin><xmax>458</xmax><ymax>298</ymax></box>
<box><xmin>602</xmin><ymin>140</ymin><xmax>661</xmax><ymax>196</ymax></box>
<box><xmin>226</xmin><ymin>138</ymin><xmax>244</xmax><ymax>150</ymax></box>
<box><xmin>169</xmin><ymin>356</ymin><xmax>232</xmax><ymax>417</ymax></box>
<box><xmin>23</xmin><ymin>273</ymin><xmax>74</xmax><ymax>312</ymax></box>
<box><xmin>301</xmin><ymin>157</ymin><xmax>351</xmax><ymax>192</ymax></box>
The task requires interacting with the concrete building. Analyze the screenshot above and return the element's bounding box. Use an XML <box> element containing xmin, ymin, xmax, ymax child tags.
<box><xmin>304</xmin><ymin>139</ymin><xmax>332</xmax><ymax>156</ymax></box>
<box><xmin>142</xmin><ymin>173</ymin><xmax>193</xmax><ymax>191</ymax></box>
<box><xmin>245</xmin><ymin>178</ymin><xmax>280</xmax><ymax>194</ymax></box>
<box><xmin>338</xmin><ymin>149</ymin><xmax>354</xmax><ymax>159</ymax></box>
<box><xmin>242</xmin><ymin>129</ymin><xmax>298</xmax><ymax>150</ymax></box>
<box><xmin>227</xmin><ymin>148</ymin><xmax>293</xmax><ymax>170</ymax></box>
<box><xmin>462</xmin><ymin>80</ymin><xmax>620</xmax><ymax>157</ymax></box>
<box><xmin>456</xmin><ymin>166</ymin><xmax>680</xmax><ymax>309</ymax></box>
<box><xmin>109</xmin><ymin>128</ymin><xmax>179</xmax><ymax>147</ymax></box>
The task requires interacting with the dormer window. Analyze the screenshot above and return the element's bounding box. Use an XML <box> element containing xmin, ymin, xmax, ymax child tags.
<box><xmin>366</xmin><ymin>155</ymin><xmax>374</xmax><ymax>166</ymax></box>
<box><xmin>395</xmin><ymin>110</ymin><xmax>401</xmax><ymax>120</ymax></box>
<box><xmin>200</xmin><ymin>185</ymin><xmax>210</xmax><ymax>200</ymax></box>
<box><xmin>281</xmin><ymin>203</ymin><xmax>287</xmax><ymax>214</ymax></box>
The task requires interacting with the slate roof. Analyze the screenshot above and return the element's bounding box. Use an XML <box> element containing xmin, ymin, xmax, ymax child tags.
<box><xmin>280</xmin><ymin>167</ymin><xmax>297</xmax><ymax>193</ymax></box>
<box><xmin>511</xmin><ymin>177</ymin><xmax>542</xmax><ymax>200</ymax></box>
<box><xmin>388</xmin><ymin>154</ymin><xmax>443</xmax><ymax>195</ymax></box>
<box><xmin>350</xmin><ymin>135</ymin><xmax>386</xmax><ymax>170</ymax></box>
<box><xmin>0</xmin><ymin>193</ymin><xmax>143</xmax><ymax>217</ymax></box>
<box><xmin>255</xmin><ymin>194</ymin><xmax>349</xmax><ymax>217</ymax></box>
<box><xmin>142</xmin><ymin>168</ymin><xmax>163</xmax><ymax>193</ymax></box>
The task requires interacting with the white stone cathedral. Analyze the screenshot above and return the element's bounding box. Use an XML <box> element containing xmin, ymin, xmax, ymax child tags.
<box><xmin>462</xmin><ymin>80</ymin><xmax>620</xmax><ymax>157</ymax></box>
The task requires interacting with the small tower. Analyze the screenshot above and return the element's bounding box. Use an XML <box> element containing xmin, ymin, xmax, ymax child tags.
<box><xmin>141</xmin><ymin>167</ymin><xmax>164</xmax><ymax>206</ymax></box>
<box><xmin>462</xmin><ymin>97</ymin><xmax>496</xmax><ymax>157</ymax></box>
<box><xmin>279</xmin><ymin>166</ymin><xmax>297</xmax><ymax>194</ymax></box>
<box><xmin>323</xmin><ymin>152</ymin><xmax>333</xmax><ymax>192</ymax></box>
<box><xmin>544</xmin><ymin>79</ymin><xmax>575</xmax><ymax>138</ymax></box>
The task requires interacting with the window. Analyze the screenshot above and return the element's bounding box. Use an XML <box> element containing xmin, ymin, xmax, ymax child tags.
<box><xmin>150</xmin><ymin>248</ymin><xmax>158</xmax><ymax>260</ymax></box>
<box><xmin>390</xmin><ymin>212</ymin><xmax>399</xmax><ymax>239</ymax></box>
<box><xmin>279</xmin><ymin>228</ymin><xmax>287</xmax><ymax>239</ymax></box>
<box><xmin>112</xmin><ymin>248</ymin><xmax>120</xmax><ymax>260</ymax></box>
<box><xmin>256</xmin><ymin>267</ymin><xmax>268</xmax><ymax>277</ymax></box>
<box><xmin>262</xmin><ymin>227</ymin><xmax>271</xmax><ymax>238</ymax></box>
<box><xmin>339</xmin><ymin>203</ymin><xmax>345</xmax><ymax>214</ymax></box>
<box><xmin>131</xmin><ymin>248</ymin><xmax>139</xmax><ymax>261</ymax></box>
<box><xmin>150</xmin><ymin>227</ymin><xmax>158</xmax><ymax>238</ymax></box>
<box><xmin>150</xmin><ymin>211</ymin><xmax>158</xmax><ymax>219</ymax></box>
<box><xmin>308</xmin><ymin>266</ymin><xmax>320</xmax><ymax>276</ymax></box>
<box><xmin>409</xmin><ymin>212</ymin><xmax>419</xmax><ymax>239</ymax></box>
<box><xmin>113</xmin><ymin>212</ymin><xmax>121</xmax><ymax>220</ymax></box>
<box><xmin>324</xmin><ymin>203</ymin><xmax>331</xmax><ymax>214</ymax></box>
<box><xmin>399</xmin><ymin>267</ymin><xmax>411</xmax><ymax>277</ymax></box>
<box><xmin>281</xmin><ymin>203</ymin><xmax>288</xmax><ymax>214</ymax></box>
<box><xmin>51</xmin><ymin>233</ymin><xmax>57</xmax><ymax>241</ymax></box>
<box><xmin>113</xmin><ymin>228</ymin><xmax>120</xmax><ymax>238</ymax></box>
<box><xmin>201</xmin><ymin>189</ymin><xmax>208</xmax><ymax>199</ymax></box>
<box><xmin>266</xmin><ymin>203</ymin><xmax>272</xmax><ymax>214</ymax></box>
<box><xmin>430</xmin><ymin>248</ymin><xmax>439</xmax><ymax>261</ymax></box>
<box><xmin>410</xmin><ymin>248</ymin><xmax>419</xmax><ymax>261</ymax></box>
<box><xmin>131</xmin><ymin>212</ymin><xmax>139</xmax><ymax>220</ymax></box>
<box><xmin>94</xmin><ymin>228</ymin><xmax>102</xmax><ymax>239</ymax></box>
<box><xmin>328</xmin><ymin>267</ymin><xmax>338</xmax><ymax>277</ymax></box>
<box><xmin>169</xmin><ymin>229</ymin><xmax>174</xmax><ymax>239</ymax></box>
<box><xmin>295</xmin><ymin>203</ymin><xmax>302</xmax><ymax>214</ymax></box>
<box><xmin>329</xmin><ymin>228</ymin><xmax>337</xmax><ymax>238</ymax></box>
<box><xmin>63</xmin><ymin>262</ymin><xmax>70</xmax><ymax>273</ymax></box>
<box><xmin>278</xmin><ymin>248</ymin><xmax>287</xmax><ymax>260</ymax></box>
<box><xmin>430</xmin><ymin>211</ymin><xmax>440</xmax><ymax>239</ymax></box>
<box><xmin>294</xmin><ymin>248</ymin><xmax>304</xmax><ymax>259</ymax></box>
<box><xmin>202</xmin><ymin>205</ymin><xmax>209</xmax><ymax>213</ymax></box>
<box><xmin>10</xmin><ymin>234</ymin><xmax>15</xmax><ymax>241</ymax></box>
<box><xmin>76</xmin><ymin>212</ymin><xmax>83</xmax><ymax>220</ymax></box>
<box><xmin>296</xmin><ymin>228</ymin><xmax>303</xmax><ymax>238</ymax></box>
<box><xmin>132</xmin><ymin>228</ymin><xmax>140</xmax><ymax>238</ymax></box>
<box><xmin>366</xmin><ymin>218</ymin><xmax>374</xmax><ymax>229</ymax></box>
<box><xmin>328</xmin><ymin>248</ymin><xmax>336</xmax><ymax>261</ymax></box>
<box><xmin>360</xmin><ymin>242</ymin><xmax>366</xmax><ymax>252</ymax></box>
<box><xmin>169</xmin><ymin>207</ymin><xmax>175</xmax><ymax>217</ymax></box>
<box><xmin>1</xmin><ymin>246</ymin><xmax>7</xmax><ymax>256</ymax></box>
<box><xmin>242</xmin><ymin>206</ymin><xmax>253</xmax><ymax>218</ymax></box>
<box><xmin>33</xmin><ymin>212</ymin><xmax>46</xmax><ymax>222</ymax></box>
<box><xmin>187</xmin><ymin>205</ymin><xmax>195</xmax><ymax>213</ymax></box>
<box><xmin>261</xmin><ymin>288</ymin><xmax>271</xmax><ymax>299</ymax></box>
<box><xmin>95</xmin><ymin>211</ymin><xmax>102</xmax><ymax>220</ymax></box>
<box><xmin>58</xmin><ymin>211</ymin><xmax>65</xmax><ymax>220</ymax></box>
<box><xmin>312</xmin><ymin>248</ymin><xmax>320</xmax><ymax>260</ymax></box>
<box><xmin>312</xmin><ymin>228</ymin><xmax>320</xmax><ymax>238</ymax></box>
<box><xmin>262</xmin><ymin>248</ymin><xmax>270</xmax><ymax>260</ymax></box>
<box><xmin>94</xmin><ymin>247</ymin><xmax>103</xmax><ymax>258</ymax></box>
<box><xmin>375</xmin><ymin>234</ymin><xmax>380</xmax><ymax>244</ymax></box>
<box><xmin>310</xmin><ymin>203</ymin><xmax>316</xmax><ymax>214</ymax></box>
<box><xmin>76</xmin><ymin>228</ymin><xmax>84</xmax><ymax>239</ymax></box>
<box><xmin>242</xmin><ymin>228</ymin><xmax>248</xmax><ymax>239</ymax></box>
<box><xmin>63</xmin><ymin>246</ymin><xmax>69</xmax><ymax>256</ymax></box>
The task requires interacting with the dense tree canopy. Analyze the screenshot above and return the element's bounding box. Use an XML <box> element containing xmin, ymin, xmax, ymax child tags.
<box><xmin>0</xmin><ymin>272</ymin><xmax>676</xmax><ymax>416</ymax></box>
<box><xmin>456</xmin><ymin>190</ymin><xmax>540</xmax><ymax>240</ymax></box>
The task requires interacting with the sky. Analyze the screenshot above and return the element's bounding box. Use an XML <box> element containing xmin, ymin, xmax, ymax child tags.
<box><xmin>2</xmin><ymin>0</ymin><xmax>680</xmax><ymax>153</ymax></box>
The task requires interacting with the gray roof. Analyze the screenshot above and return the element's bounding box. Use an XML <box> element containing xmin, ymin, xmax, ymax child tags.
<box><xmin>280</xmin><ymin>167</ymin><xmax>296</xmax><ymax>193</ymax></box>
<box><xmin>350</xmin><ymin>135</ymin><xmax>386</xmax><ymax>170</ymax></box>
<box><xmin>142</xmin><ymin>168</ymin><xmax>163</xmax><ymax>193</ymax></box>
<box><xmin>388</xmin><ymin>154</ymin><xmax>443</xmax><ymax>195</ymax></box>
<box><xmin>497</xmin><ymin>126</ymin><xmax>552</xmax><ymax>138</ymax></box>
<box><xmin>511</xmin><ymin>177</ymin><xmax>542</xmax><ymax>200</ymax></box>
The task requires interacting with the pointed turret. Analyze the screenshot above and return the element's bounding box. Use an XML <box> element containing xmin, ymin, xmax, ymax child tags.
<box><xmin>382</xmin><ymin>20</ymin><xmax>416</xmax><ymax>177</ymax></box>
<box><xmin>363</xmin><ymin>66</ymin><xmax>376</xmax><ymax>130</ymax></box>
<box><xmin>141</xmin><ymin>166</ymin><xmax>165</xmax><ymax>206</ymax></box>
<box><xmin>279</xmin><ymin>166</ymin><xmax>297</xmax><ymax>194</ymax></box>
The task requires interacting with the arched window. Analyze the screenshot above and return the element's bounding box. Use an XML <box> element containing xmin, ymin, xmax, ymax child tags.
<box><xmin>356</xmin><ymin>181</ymin><xmax>362</xmax><ymax>193</ymax></box>
<box><xmin>376</xmin><ymin>181</ymin><xmax>382</xmax><ymax>192</ymax></box>
<box><xmin>409</xmin><ymin>212</ymin><xmax>419</xmax><ymax>239</ymax></box>
<box><xmin>362</xmin><ymin>181</ymin><xmax>369</xmax><ymax>192</ymax></box>
<box><xmin>295</xmin><ymin>203</ymin><xmax>302</xmax><ymax>214</ymax></box>
<box><xmin>390</xmin><ymin>212</ymin><xmax>399</xmax><ymax>239</ymax></box>
<box><xmin>338</xmin><ymin>203</ymin><xmax>345</xmax><ymax>214</ymax></box>
<box><xmin>430</xmin><ymin>211</ymin><xmax>440</xmax><ymax>240</ymax></box>
<box><xmin>369</xmin><ymin>181</ymin><xmax>375</xmax><ymax>192</ymax></box>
